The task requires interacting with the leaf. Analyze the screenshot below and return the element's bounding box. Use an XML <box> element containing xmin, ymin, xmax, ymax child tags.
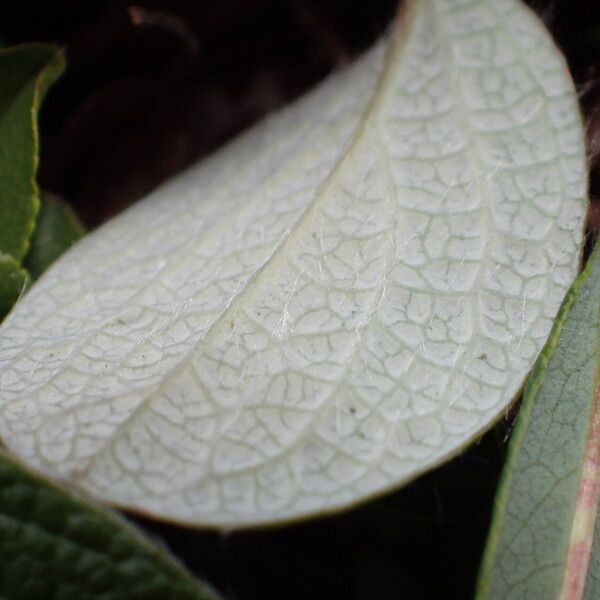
<box><xmin>0</xmin><ymin>44</ymin><xmax>64</xmax><ymax>262</ymax></box>
<box><xmin>0</xmin><ymin>450</ymin><xmax>220</xmax><ymax>600</ymax></box>
<box><xmin>0</xmin><ymin>45</ymin><xmax>64</xmax><ymax>321</ymax></box>
<box><xmin>0</xmin><ymin>254</ymin><xmax>27</xmax><ymax>320</ymax></box>
<box><xmin>0</xmin><ymin>43</ymin><xmax>215</xmax><ymax>600</ymax></box>
<box><xmin>0</xmin><ymin>0</ymin><xmax>588</xmax><ymax>527</ymax></box>
<box><xmin>475</xmin><ymin>242</ymin><xmax>600</xmax><ymax>600</ymax></box>
<box><xmin>24</xmin><ymin>192</ymin><xmax>85</xmax><ymax>281</ymax></box>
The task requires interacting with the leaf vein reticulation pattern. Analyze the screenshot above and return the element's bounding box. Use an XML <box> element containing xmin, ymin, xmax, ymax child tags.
<box><xmin>0</xmin><ymin>0</ymin><xmax>587</xmax><ymax>526</ymax></box>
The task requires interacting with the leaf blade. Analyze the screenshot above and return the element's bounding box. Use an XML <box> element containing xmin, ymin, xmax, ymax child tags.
<box><xmin>0</xmin><ymin>44</ymin><xmax>64</xmax><ymax>262</ymax></box>
<box><xmin>0</xmin><ymin>0</ymin><xmax>588</xmax><ymax>527</ymax></box>
<box><xmin>0</xmin><ymin>450</ymin><xmax>220</xmax><ymax>600</ymax></box>
<box><xmin>476</xmin><ymin>244</ymin><xmax>600</xmax><ymax>600</ymax></box>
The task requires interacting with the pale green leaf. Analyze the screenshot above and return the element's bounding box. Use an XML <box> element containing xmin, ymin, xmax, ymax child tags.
<box><xmin>0</xmin><ymin>0</ymin><xmax>587</xmax><ymax>528</ymax></box>
<box><xmin>476</xmin><ymin>242</ymin><xmax>600</xmax><ymax>600</ymax></box>
<box><xmin>0</xmin><ymin>450</ymin><xmax>220</xmax><ymax>600</ymax></box>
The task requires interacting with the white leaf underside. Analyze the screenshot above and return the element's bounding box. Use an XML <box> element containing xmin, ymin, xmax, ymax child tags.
<box><xmin>0</xmin><ymin>0</ymin><xmax>587</xmax><ymax>527</ymax></box>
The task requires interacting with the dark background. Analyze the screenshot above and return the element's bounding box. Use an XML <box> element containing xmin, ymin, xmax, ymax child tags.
<box><xmin>0</xmin><ymin>1</ymin><xmax>599</xmax><ymax>598</ymax></box>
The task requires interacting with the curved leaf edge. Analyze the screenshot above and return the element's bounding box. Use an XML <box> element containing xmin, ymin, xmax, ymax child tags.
<box><xmin>0</xmin><ymin>447</ymin><xmax>221</xmax><ymax>599</ymax></box>
<box><xmin>0</xmin><ymin>0</ymin><xmax>589</xmax><ymax>530</ymax></box>
<box><xmin>475</xmin><ymin>236</ymin><xmax>596</xmax><ymax>599</ymax></box>
<box><xmin>72</xmin><ymin>0</ymin><xmax>589</xmax><ymax>530</ymax></box>
<box><xmin>0</xmin><ymin>43</ymin><xmax>65</xmax><ymax>263</ymax></box>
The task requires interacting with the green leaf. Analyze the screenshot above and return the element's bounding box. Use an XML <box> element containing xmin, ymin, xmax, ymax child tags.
<box><xmin>0</xmin><ymin>450</ymin><xmax>220</xmax><ymax>600</ymax></box>
<box><xmin>476</xmin><ymin>243</ymin><xmax>600</xmax><ymax>600</ymax></box>
<box><xmin>0</xmin><ymin>0</ymin><xmax>587</xmax><ymax>528</ymax></box>
<box><xmin>0</xmin><ymin>44</ymin><xmax>64</xmax><ymax>262</ymax></box>
<box><xmin>0</xmin><ymin>254</ymin><xmax>28</xmax><ymax>321</ymax></box>
<box><xmin>24</xmin><ymin>193</ymin><xmax>85</xmax><ymax>280</ymax></box>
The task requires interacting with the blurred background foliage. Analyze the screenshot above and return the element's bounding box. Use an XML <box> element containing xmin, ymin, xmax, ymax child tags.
<box><xmin>0</xmin><ymin>1</ymin><xmax>598</xmax><ymax>598</ymax></box>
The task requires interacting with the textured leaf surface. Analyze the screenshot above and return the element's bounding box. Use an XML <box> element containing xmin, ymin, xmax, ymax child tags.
<box><xmin>24</xmin><ymin>193</ymin><xmax>85</xmax><ymax>281</ymax></box>
<box><xmin>0</xmin><ymin>450</ymin><xmax>219</xmax><ymax>600</ymax></box>
<box><xmin>0</xmin><ymin>44</ymin><xmax>64</xmax><ymax>262</ymax></box>
<box><xmin>0</xmin><ymin>0</ymin><xmax>587</xmax><ymax>527</ymax></box>
<box><xmin>476</xmin><ymin>244</ymin><xmax>600</xmax><ymax>600</ymax></box>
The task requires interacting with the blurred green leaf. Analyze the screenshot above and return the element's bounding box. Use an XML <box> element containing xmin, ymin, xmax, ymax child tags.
<box><xmin>0</xmin><ymin>254</ymin><xmax>27</xmax><ymax>320</ymax></box>
<box><xmin>0</xmin><ymin>450</ymin><xmax>221</xmax><ymax>600</ymax></box>
<box><xmin>0</xmin><ymin>44</ymin><xmax>64</xmax><ymax>261</ymax></box>
<box><xmin>476</xmin><ymin>243</ymin><xmax>600</xmax><ymax>599</ymax></box>
<box><xmin>24</xmin><ymin>192</ymin><xmax>85</xmax><ymax>280</ymax></box>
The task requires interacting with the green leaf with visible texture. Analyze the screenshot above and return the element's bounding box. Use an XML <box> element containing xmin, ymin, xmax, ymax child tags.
<box><xmin>0</xmin><ymin>254</ymin><xmax>27</xmax><ymax>321</ymax></box>
<box><xmin>0</xmin><ymin>44</ymin><xmax>64</xmax><ymax>262</ymax></box>
<box><xmin>476</xmin><ymin>243</ymin><xmax>600</xmax><ymax>600</ymax></box>
<box><xmin>24</xmin><ymin>193</ymin><xmax>85</xmax><ymax>280</ymax></box>
<box><xmin>0</xmin><ymin>450</ymin><xmax>220</xmax><ymax>600</ymax></box>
